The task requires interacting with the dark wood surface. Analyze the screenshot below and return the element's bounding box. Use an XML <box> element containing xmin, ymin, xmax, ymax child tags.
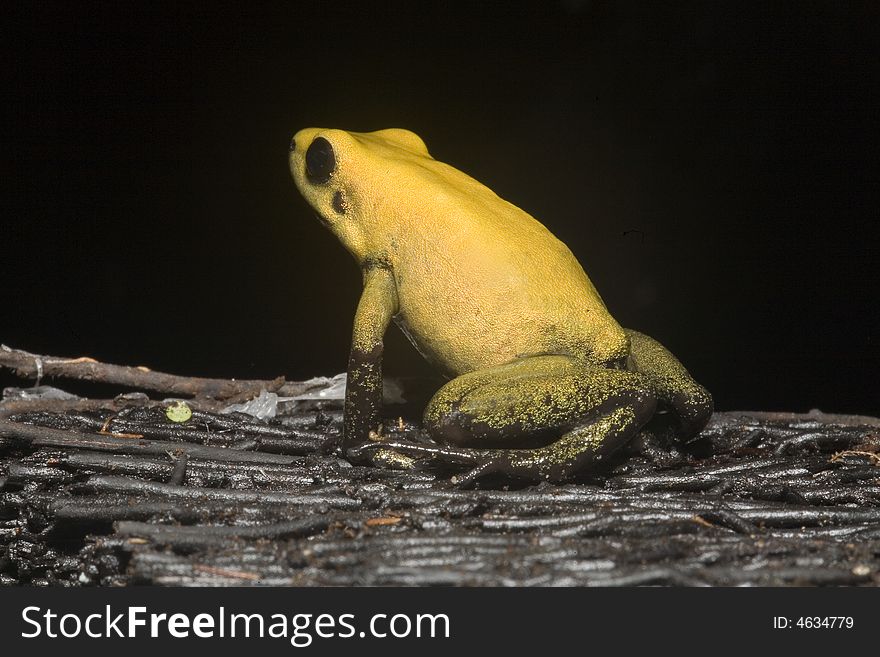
<box><xmin>2</xmin><ymin>391</ymin><xmax>879</xmax><ymax>586</ymax></box>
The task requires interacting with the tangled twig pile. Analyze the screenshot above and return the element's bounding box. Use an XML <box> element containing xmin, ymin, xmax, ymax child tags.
<box><xmin>1</xmin><ymin>346</ymin><xmax>879</xmax><ymax>586</ymax></box>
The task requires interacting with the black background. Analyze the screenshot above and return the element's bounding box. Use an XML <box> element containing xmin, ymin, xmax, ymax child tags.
<box><xmin>2</xmin><ymin>1</ymin><xmax>877</xmax><ymax>414</ymax></box>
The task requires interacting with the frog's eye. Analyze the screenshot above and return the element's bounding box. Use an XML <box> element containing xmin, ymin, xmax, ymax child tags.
<box><xmin>305</xmin><ymin>137</ymin><xmax>336</xmax><ymax>184</ymax></box>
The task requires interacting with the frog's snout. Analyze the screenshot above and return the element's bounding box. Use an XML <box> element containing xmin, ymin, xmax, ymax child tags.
<box><xmin>288</xmin><ymin>135</ymin><xmax>296</xmax><ymax>153</ymax></box>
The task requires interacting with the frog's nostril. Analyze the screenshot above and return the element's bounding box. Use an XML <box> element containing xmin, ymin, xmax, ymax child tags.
<box><xmin>289</xmin><ymin>136</ymin><xmax>296</xmax><ymax>153</ymax></box>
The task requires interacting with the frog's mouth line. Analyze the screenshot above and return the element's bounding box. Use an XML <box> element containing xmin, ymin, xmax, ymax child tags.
<box><xmin>314</xmin><ymin>212</ymin><xmax>332</xmax><ymax>229</ymax></box>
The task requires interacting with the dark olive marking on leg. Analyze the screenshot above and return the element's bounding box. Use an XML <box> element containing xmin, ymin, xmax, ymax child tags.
<box><xmin>351</xmin><ymin>393</ymin><xmax>653</xmax><ymax>482</ymax></box>
<box><xmin>427</xmin><ymin>403</ymin><xmax>569</xmax><ymax>449</ymax></box>
<box><xmin>343</xmin><ymin>343</ymin><xmax>383</xmax><ymax>451</ymax></box>
<box><xmin>424</xmin><ymin>355</ymin><xmax>647</xmax><ymax>444</ymax></box>
<box><xmin>344</xmin><ymin>266</ymin><xmax>397</xmax><ymax>454</ymax></box>
<box><xmin>418</xmin><ymin>355</ymin><xmax>663</xmax><ymax>484</ymax></box>
<box><xmin>455</xmin><ymin>391</ymin><xmax>657</xmax><ymax>487</ymax></box>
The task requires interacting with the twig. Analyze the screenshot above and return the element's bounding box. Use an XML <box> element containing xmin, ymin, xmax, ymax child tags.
<box><xmin>51</xmin><ymin>500</ymin><xmax>206</xmax><ymax>523</ymax></box>
<box><xmin>115</xmin><ymin>516</ymin><xmax>336</xmax><ymax>543</ymax></box>
<box><xmin>192</xmin><ymin>565</ymin><xmax>261</xmax><ymax>581</ymax></box>
<box><xmin>0</xmin><ymin>345</ymin><xmax>315</xmax><ymax>400</ymax></box>
<box><xmin>81</xmin><ymin>474</ymin><xmax>362</xmax><ymax>509</ymax></box>
<box><xmin>0</xmin><ymin>397</ymin><xmax>153</xmax><ymax>419</ymax></box>
<box><xmin>168</xmin><ymin>452</ymin><xmax>189</xmax><ymax>485</ymax></box>
<box><xmin>720</xmin><ymin>409</ymin><xmax>880</xmax><ymax>428</ymax></box>
<box><xmin>0</xmin><ymin>418</ymin><xmax>302</xmax><ymax>465</ymax></box>
<box><xmin>831</xmin><ymin>450</ymin><xmax>880</xmax><ymax>465</ymax></box>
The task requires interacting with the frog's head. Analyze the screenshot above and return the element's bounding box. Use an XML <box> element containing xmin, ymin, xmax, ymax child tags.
<box><xmin>289</xmin><ymin>127</ymin><xmax>431</xmax><ymax>263</ymax></box>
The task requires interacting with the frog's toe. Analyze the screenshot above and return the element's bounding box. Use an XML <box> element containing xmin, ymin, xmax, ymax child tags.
<box><xmin>452</xmin><ymin>454</ymin><xmax>520</xmax><ymax>488</ymax></box>
<box><xmin>346</xmin><ymin>440</ymin><xmax>387</xmax><ymax>462</ymax></box>
<box><xmin>673</xmin><ymin>384</ymin><xmax>714</xmax><ymax>438</ymax></box>
<box><xmin>346</xmin><ymin>440</ymin><xmax>417</xmax><ymax>464</ymax></box>
<box><xmin>341</xmin><ymin>443</ymin><xmax>375</xmax><ymax>468</ymax></box>
<box><xmin>453</xmin><ymin>460</ymin><xmax>498</xmax><ymax>489</ymax></box>
<box><xmin>347</xmin><ymin>438</ymin><xmax>485</xmax><ymax>467</ymax></box>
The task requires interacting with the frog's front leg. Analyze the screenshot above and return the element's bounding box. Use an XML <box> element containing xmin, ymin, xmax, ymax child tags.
<box><xmin>342</xmin><ymin>264</ymin><xmax>398</xmax><ymax>450</ymax></box>
<box><xmin>421</xmin><ymin>355</ymin><xmax>658</xmax><ymax>485</ymax></box>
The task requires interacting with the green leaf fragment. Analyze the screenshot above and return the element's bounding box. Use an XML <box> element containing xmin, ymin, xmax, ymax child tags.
<box><xmin>165</xmin><ymin>400</ymin><xmax>193</xmax><ymax>423</ymax></box>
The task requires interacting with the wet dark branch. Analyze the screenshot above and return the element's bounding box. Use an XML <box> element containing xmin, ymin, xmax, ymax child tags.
<box><xmin>0</xmin><ymin>418</ymin><xmax>302</xmax><ymax>465</ymax></box>
<box><xmin>114</xmin><ymin>516</ymin><xmax>338</xmax><ymax>545</ymax></box>
<box><xmin>0</xmin><ymin>345</ymin><xmax>317</xmax><ymax>400</ymax></box>
<box><xmin>78</xmin><ymin>475</ymin><xmax>361</xmax><ymax>509</ymax></box>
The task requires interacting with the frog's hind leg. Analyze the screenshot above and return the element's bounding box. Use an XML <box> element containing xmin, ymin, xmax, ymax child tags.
<box><xmin>624</xmin><ymin>329</ymin><xmax>713</xmax><ymax>440</ymax></box>
<box><xmin>422</xmin><ymin>355</ymin><xmax>657</xmax><ymax>484</ymax></box>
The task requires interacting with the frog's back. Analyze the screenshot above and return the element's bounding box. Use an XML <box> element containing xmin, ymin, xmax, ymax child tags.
<box><xmin>385</xmin><ymin>156</ymin><xmax>629</xmax><ymax>375</ymax></box>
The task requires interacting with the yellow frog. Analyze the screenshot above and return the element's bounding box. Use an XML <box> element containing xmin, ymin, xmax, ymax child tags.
<box><xmin>288</xmin><ymin>128</ymin><xmax>712</xmax><ymax>486</ymax></box>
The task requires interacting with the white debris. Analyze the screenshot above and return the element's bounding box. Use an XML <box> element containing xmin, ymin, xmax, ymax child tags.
<box><xmin>222</xmin><ymin>389</ymin><xmax>280</xmax><ymax>420</ymax></box>
<box><xmin>289</xmin><ymin>373</ymin><xmax>405</xmax><ymax>405</ymax></box>
<box><xmin>2</xmin><ymin>385</ymin><xmax>80</xmax><ymax>402</ymax></box>
<box><xmin>292</xmin><ymin>373</ymin><xmax>348</xmax><ymax>401</ymax></box>
<box><xmin>220</xmin><ymin>373</ymin><xmax>407</xmax><ymax>419</ymax></box>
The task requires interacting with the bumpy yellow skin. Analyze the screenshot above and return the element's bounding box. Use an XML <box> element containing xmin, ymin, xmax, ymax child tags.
<box><xmin>289</xmin><ymin>128</ymin><xmax>712</xmax><ymax>485</ymax></box>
